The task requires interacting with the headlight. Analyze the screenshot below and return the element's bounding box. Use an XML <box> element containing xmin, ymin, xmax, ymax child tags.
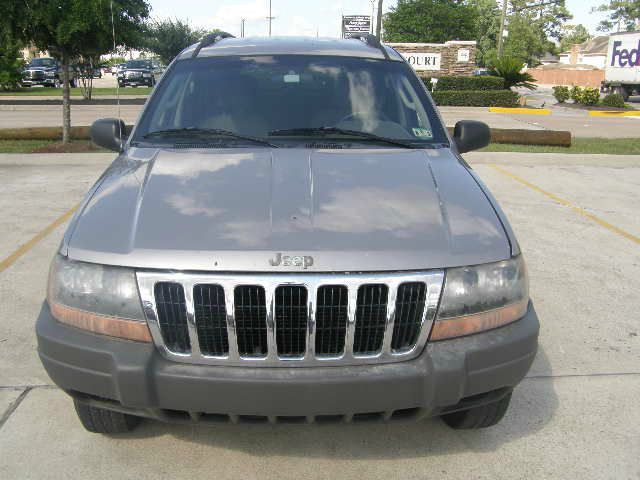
<box><xmin>46</xmin><ymin>71</ymin><xmax>55</xmax><ymax>77</ymax></box>
<box><xmin>47</xmin><ymin>255</ymin><xmax>151</xmax><ymax>342</ymax></box>
<box><xmin>431</xmin><ymin>256</ymin><xmax>529</xmax><ymax>341</ymax></box>
<box><xmin>142</xmin><ymin>73</ymin><xmax>151</xmax><ymax>77</ymax></box>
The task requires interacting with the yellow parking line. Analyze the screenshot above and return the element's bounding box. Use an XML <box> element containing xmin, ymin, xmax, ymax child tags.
<box><xmin>588</xmin><ymin>110</ymin><xmax>640</xmax><ymax>117</ymax></box>
<box><xmin>489</xmin><ymin>107</ymin><xmax>551</xmax><ymax>115</ymax></box>
<box><xmin>489</xmin><ymin>164</ymin><xmax>640</xmax><ymax>246</ymax></box>
<box><xmin>0</xmin><ymin>204</ymin><xmax>79</xmax><ymax>274</ymax></box>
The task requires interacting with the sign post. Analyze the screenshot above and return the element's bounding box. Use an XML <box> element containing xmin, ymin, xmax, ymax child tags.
<box><xmin>342</xmin><ymin>15</ymin><xmax>372</xmax><ymax>39</ymax></box>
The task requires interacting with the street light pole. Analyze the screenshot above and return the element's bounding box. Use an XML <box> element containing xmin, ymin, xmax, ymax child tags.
<box><xmin>497</xmin><ymin>0</ymin><xmax>508</xmax><ymax>57</ymax></box>
<box><xmin>241</xmin><ymin>18</ymin><xmax>246</xmax><ymax>38</ymax></box>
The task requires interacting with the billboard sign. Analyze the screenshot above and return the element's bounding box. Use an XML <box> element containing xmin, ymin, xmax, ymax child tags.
<box><xmin>342</xmin><ymin>15</ymin><xmax>371</xmax><ymax>39</ymax></box>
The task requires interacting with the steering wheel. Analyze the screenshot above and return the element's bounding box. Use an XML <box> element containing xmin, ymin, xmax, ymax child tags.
<box><xmin>336</xmin><ymin>111</ymin><xmax>392</xmax><ymax>125</ymax></box>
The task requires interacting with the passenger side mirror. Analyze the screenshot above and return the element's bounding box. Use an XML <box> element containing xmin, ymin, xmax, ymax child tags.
<box><xmin>453</xmin><ymin>120</ymin><xmax>491</xmax><ymax>154</ymax></box>
<box><xmin>91</xmin><ymin>118</ymin><xmax>126</xmax><ymax>152</ymax></box>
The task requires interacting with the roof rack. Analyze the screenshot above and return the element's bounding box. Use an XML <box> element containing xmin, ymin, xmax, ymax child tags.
<box><xmin>348</xmin><ymin>33</ymin><xmax>390</xmax><ymax>60</ymax></box>
<box><xmin>191</xmin><ymin>32</ymin><xmax>235</xmax><ymax>58</ymax></box>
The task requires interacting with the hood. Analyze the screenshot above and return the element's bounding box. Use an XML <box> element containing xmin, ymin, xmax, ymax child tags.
<box><xmin>65</xmin><ymin>147</ymin><xmax>510</xmax><ymax>272</ymax></box>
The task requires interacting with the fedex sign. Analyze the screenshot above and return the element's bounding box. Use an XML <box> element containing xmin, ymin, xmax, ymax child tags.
<box><xmin>610</xmin><ymin>40</ymin><xmax>640</xmax><ymax>67</ymax></box>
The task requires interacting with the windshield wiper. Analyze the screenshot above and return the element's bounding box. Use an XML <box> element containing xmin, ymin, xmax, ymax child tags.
<box><xmin>143</xmin><ymin>127</ymin><xmax>279</xmax><ymax>148</ymax></box>
<box><xmin>268</xmin><ymin>127</ymin><xmax>418</xmax><ymax>149</ymax></box>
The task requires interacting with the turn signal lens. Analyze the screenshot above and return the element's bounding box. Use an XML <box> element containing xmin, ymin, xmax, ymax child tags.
<box><xmin>50</xmin><ymin>302</ymin><xmax>151</xmax><ymax>342</ymax></box>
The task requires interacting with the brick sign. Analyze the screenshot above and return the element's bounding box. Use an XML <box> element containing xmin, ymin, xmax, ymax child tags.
<box><xmin>389</xmin><ymin>41</ymin><xmax>477</xmax><ymax>77</ymax></box>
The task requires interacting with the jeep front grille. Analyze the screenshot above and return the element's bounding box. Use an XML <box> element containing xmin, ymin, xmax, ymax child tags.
<box><xmin>137</xmin><ymin>271</ymin><xmax>444</xmax><ymax>366</ymax></box>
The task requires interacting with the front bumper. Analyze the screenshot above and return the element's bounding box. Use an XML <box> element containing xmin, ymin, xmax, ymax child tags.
<box><xmin>36</xmin><ymin>301</ymin><xmax>539</xmax><ymax>422</ymax></box>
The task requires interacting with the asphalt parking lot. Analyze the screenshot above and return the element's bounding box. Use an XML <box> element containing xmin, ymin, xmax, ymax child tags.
<box><xmin>0</xmin><ymin>152</ymin><xmax>639</xmax><ymax>479</ymax></box>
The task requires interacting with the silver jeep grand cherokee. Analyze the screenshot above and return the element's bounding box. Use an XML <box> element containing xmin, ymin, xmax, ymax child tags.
<box><xmin>36</xmin><ymin>34</ymin><xmax>538</xmax><ymax>433</ymax></box>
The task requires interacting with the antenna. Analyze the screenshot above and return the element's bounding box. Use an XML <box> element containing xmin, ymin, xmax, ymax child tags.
<box><xmin>109</xmin><ymin>0</ymin><xmax>122</xmax><ymax>146</ymax></box>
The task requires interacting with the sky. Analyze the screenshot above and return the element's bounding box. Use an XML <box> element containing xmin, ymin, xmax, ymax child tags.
<box><xmin>147</xmin><ymin>0</ymin><xmax>609</xmax><ymax>39</ymax></box>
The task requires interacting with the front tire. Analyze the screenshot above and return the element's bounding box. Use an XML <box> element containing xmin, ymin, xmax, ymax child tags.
<box><xmin>74</xmin><ymin>400</ymin><xmax>141</xmax><ymax>434</ymax></box>
<box><xmin>441</xmin><ymin>390</ymin><xmax>512</xmax><ymax>429</ymax></box>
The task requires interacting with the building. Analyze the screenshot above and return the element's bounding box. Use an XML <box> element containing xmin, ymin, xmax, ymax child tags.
<box><xmin>558</xmin><ymin>36</ymin><xmax>609</xmax><ymax>69</ymax></box>
<box><xmin>529</xmin><ymin>36</ymin><xmax>610</xmax><ymax>88</ymax></box>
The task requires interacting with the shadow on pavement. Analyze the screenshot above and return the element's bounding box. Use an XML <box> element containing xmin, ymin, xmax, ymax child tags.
<box><xmin>121</xmin><ymin>347</ymin><xmax>558</xmax><ymax>459</ymax></box>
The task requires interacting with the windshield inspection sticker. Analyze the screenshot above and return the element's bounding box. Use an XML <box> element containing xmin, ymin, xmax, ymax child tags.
<box><xmin>412</xmin><ymin>128</ymin><xmax>432</xmax><ymax>138</ymax></box>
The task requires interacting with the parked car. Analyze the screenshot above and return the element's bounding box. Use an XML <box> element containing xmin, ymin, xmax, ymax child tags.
<box><xmin>110</xmin><ymin>64</ymin><xmax>121</xmax><ymax>75</ymax></box>
<box><xmin>117</xmin><ymin>59</ymin><xmax>163</xmax><ymax>87</ymax></box>
<box><xmin>21</xmin><ymin>57</ymin><xmax>78</xmax><ymax>88</ymax></box>
<box><xmin>37</xmin><ymin>34</ymin><xmax>539</xmax><ymax>434</ymax></box>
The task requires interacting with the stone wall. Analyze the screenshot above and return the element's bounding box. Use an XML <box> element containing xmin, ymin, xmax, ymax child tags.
<box><xmin>388</xmin><ymin>41</ymin><xmax>477</xmax><ymax>77</ymax></box>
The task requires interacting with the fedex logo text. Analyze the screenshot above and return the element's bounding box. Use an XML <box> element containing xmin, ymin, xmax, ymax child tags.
<box><xmin>611</xmin><ymin>40</ymin><xmax>640</xmax><ymax>67</ymax></box>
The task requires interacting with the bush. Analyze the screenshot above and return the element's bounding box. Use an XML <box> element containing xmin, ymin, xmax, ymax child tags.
<box><xmin>552</xmin><ymin>86</ymin><xmax>570</xmax><ymax>103</ymax></box>
<box><xmin>488</xmin><ymin>56</ymin><xmax>536</xmax><ymax>90</ymax></box>
<box><xmin>571</xmin><ymin>86</ymin><xmax>600</xmax><ymax>106</ymax></box>
<box><xmin>434</xmin><ymin>76</ymin><xmax>504</xmax><ymax>91</ymax></box>
<box><xmin>602</xmin><ymin>93</ymin><xmax>626</xmax><ymax>108</ymax></box>
<box><xmin>431</xmin><ymin>90</ymin><xmax>519</xmax><ymax>107</ymax></box>
<box><xmin>570</xmin><ymin>85</ymin><xmax>581</xmax><ymax>102</ymax></box>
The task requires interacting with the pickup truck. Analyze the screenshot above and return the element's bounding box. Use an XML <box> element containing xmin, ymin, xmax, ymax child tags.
<box><xmin>36</xmin><ymin>34</ymin><xmax>539</xmax><ymax>434</ymax></box>
<box><xmin>21</xmin><ymin>57</ymin><xmax>78</xmax><ymax>88</ymax></box>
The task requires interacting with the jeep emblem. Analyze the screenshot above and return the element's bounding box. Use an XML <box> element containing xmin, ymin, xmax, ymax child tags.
<box><xmin>269</xmin><ymin>253</ymin><xmax>314</xmax><ymax>269</ymax></box>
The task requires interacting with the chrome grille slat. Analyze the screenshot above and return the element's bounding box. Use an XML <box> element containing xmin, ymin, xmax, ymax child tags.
<box><xmin>137</xmin><ymin>271</ymin><xmax>444</xmax><ymax>367</ymax></box>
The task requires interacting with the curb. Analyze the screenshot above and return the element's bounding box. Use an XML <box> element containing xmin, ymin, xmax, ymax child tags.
<box><xmin>489</xmin><ymin>107</ymin><xmax>551</xmax><ymax>115</ymax></box>
<box><xmin>0</xmin><ymin>98</ymin><xmax>146</xmax><ymax>106</ymax></box>
<box><xmin>588</xmin><ymin>110</ymin><xmax>640</xmax><ymax>117</ymax></box>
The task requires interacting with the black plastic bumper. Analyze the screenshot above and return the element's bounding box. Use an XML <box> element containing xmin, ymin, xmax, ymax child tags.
<box><xmin>36</xmin><ymin>301</ymin><xmax>539</xmax><ymax>420</ymax></box>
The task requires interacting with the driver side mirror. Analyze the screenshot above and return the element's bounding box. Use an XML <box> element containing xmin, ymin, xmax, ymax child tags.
<box><xmin>453</xmin><ymin>120</ymin><xmax>491</xmax><ymax>154</ymax></box>
<box><xmin>91</xmin><ymin>118</ymin><xmax>126</xmax><ymax>152</ymax></box>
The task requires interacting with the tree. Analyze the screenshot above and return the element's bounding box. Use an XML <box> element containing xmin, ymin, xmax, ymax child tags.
<box><xmin>594</xmin><ymin>0</ymin><xmax>640</xmax><ymax>31</ymax></box>
<box><xmin>145</xmin><ymin>18</ymin><xmax>207</xmax><ymax>65</ymax></box>
<box><xmin>469</xmin><ymin>0</ymin><xmax>501</xmax><ymax>67</ymax></box>
<box><xmin>499</xmin><ymin>0</ymin><xmax>571</xmax><ymax>66</ymax></box>
<box><xmin>383</xmin><ymin>0</ymin><xmax>478</xmax><ymax>43</ymax></box>
<box><xmin>559</xmin><ymin>24</ymin><xmax>591</xmax><ymax>51</ymax></box>
<box><xmin>8</xmin><ymin>0</ymin><xmax>149</xmax><ymax>143</ymax></box>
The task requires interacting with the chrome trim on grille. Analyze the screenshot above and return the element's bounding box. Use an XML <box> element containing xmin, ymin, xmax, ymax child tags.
<box><xmin>137</xmin><ymin>271</ymin><xmax>444</xmax><ymax>367</ymax></box>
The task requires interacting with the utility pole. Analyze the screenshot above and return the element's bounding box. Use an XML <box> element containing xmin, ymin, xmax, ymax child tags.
<box><xmin>375</xmin><ymin>0</ymin><xmax>383</xmax><ymax>38</ymax></box>
<box><xmin>266</xmin><ymin>0</ymin><xmax>275</xmax><ymax>36</ymax></box>
<box><xmin>497</xmin><ymin>0</ymin><xmax>508</xmax><ymax>57</ymax></box>
<box><xmin>241</xmin><ymin>18</ymin><xmax>246</xmax><ymax>38</ymax></box>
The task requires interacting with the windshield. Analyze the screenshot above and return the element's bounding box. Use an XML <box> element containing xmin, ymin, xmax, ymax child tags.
<box><xmin>133</xmin><ymin>55</ymin><xmax>447</xmax><ymax>147</ymax></box>
<box><xmin>124</xmin><ymin>60</ymin><xmax>151</xmax><ymax>69</ymax></box>
<box><xmin>29</xmin><ymin>58</ymin><xmax>56</xmax><ymax>68</ymax></box>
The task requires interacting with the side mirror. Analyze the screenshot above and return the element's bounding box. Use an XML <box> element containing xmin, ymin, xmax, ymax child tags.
<box><xmin>453</xmin><ymin>120</ymin><xmax>491</xmax><ymax>154</ymax></box>
<box><xmin>91</xmin><ymin>118</ymin><xmax>126</xmax><ymax>152</ymax></box>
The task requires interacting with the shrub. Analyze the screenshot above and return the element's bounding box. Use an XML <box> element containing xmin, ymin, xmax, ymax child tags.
<box><xmin>570</xmin><ymin>85</ymin><xmax>582</xmax><ymax>102</ymax></box>
<box><xmin>431</xmin><ymin>90</ymin><xmax>519</xmax><ymax>107</ymax></box>
<box><xmin>488</xmin><ymin>56</ymin><xmax>536</xmax><ymax>90</ymax></box>
<box><xmin>552</xmin><ymin>86</ymin><xmax>570</xmax><ymax>103</ymax></box>
<box><xmin>602</xmin><ymin>93</ymin><xmax>626</xmax><ymax>108</ymax></box>
<box><xmin>433</xmin><ymin>75</ymin><xmax>504</xmax><ymax>91</ymax></box>
<box><xmin>572</xmin><ymin>87</ymin><xmax>600</xmax><ymax>106</ymax></box>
